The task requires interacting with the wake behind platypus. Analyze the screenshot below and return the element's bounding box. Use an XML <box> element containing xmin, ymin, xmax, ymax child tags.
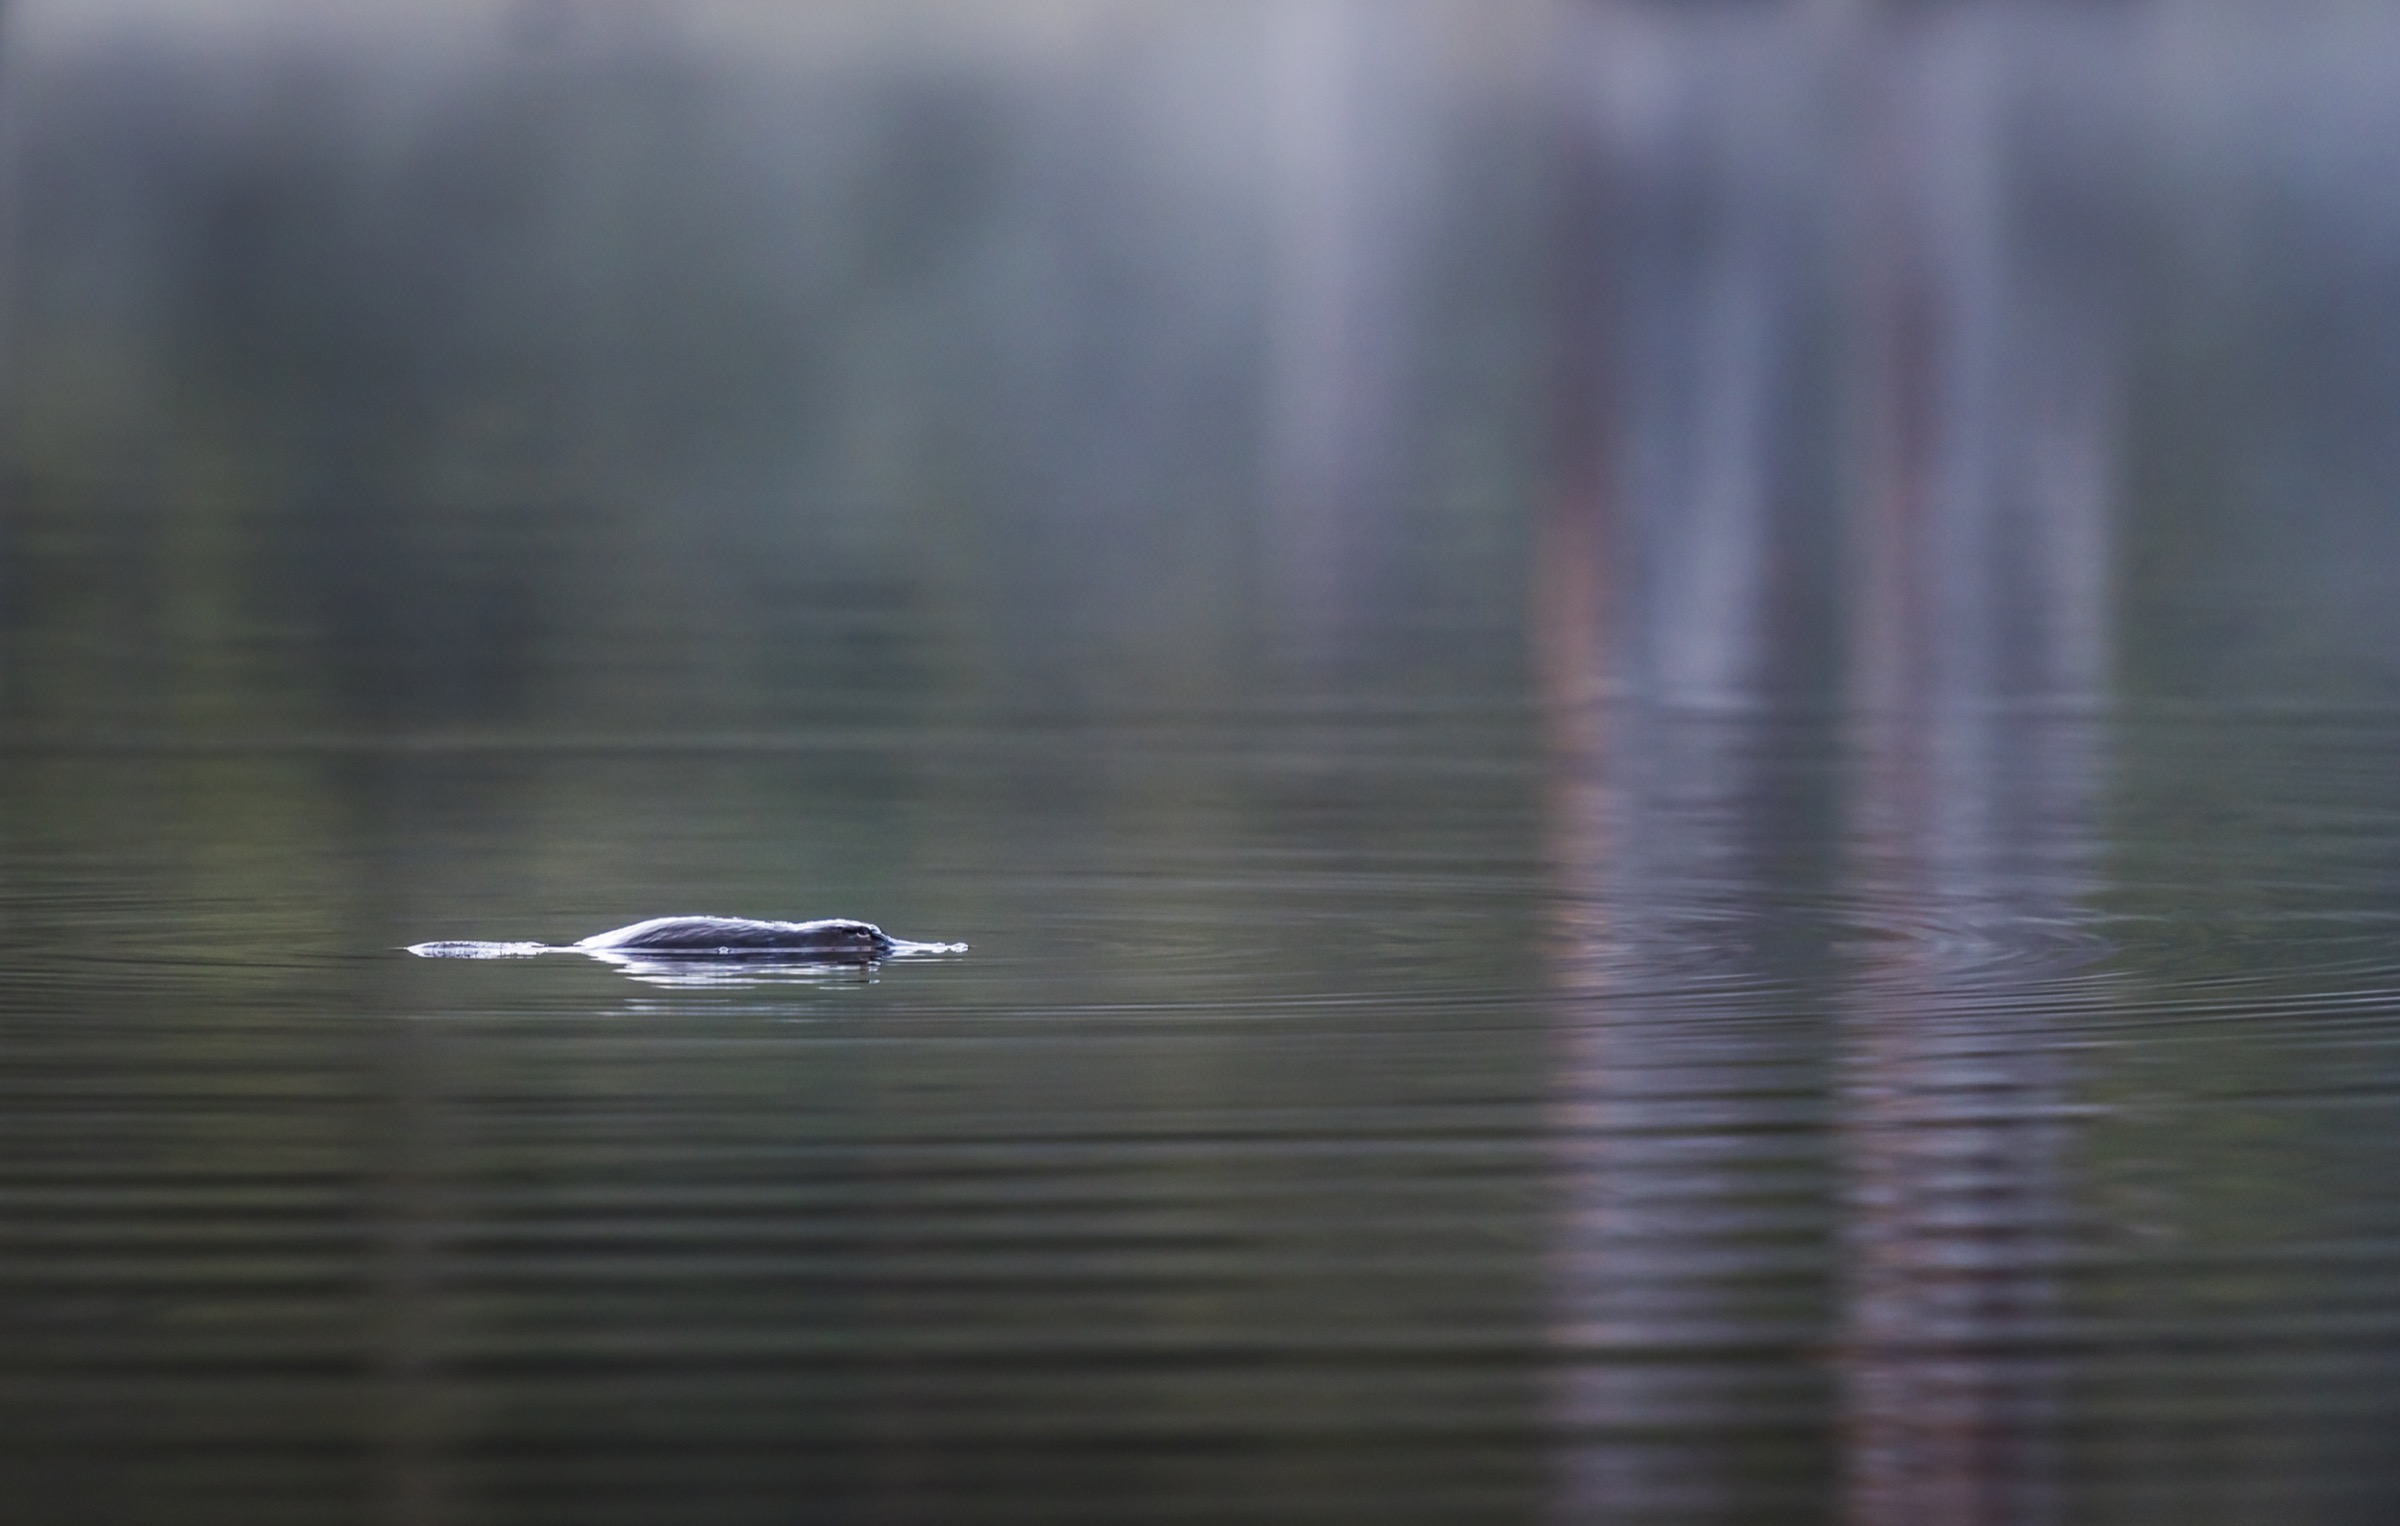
<box><xmin>407</xmin><ymin>915</ymin><xmax>965</xmax><ymax>965</ymax></box>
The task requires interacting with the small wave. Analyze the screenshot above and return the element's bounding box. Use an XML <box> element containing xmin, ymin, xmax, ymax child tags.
<box><xmin>406</xmin><ymin>940</ymin><xmax>554</xmax><ymax>958</ymax></box>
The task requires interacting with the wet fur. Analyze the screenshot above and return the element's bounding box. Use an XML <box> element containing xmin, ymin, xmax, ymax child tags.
<box><xmin>575</xmin><ymin>916</ymin><xmax>896</xmax><ymax>961</ymax></box>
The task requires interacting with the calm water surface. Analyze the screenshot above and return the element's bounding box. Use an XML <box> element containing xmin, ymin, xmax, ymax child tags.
<box><xmin>8</xmin><ymin>3</ymin><xmax>2400</xmax><ymax>1521</ymax></box>
<box><xmin>7</xmin><ymin>701</ymin><xmax>2400</xmax><ymax>1524</ymax></box>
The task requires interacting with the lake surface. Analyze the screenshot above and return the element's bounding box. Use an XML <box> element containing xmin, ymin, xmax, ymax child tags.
<box><xmin>8</xmin><ymin>701</ymin><xmax>2400</xmax><ymax>1524</ymax></box>
<box><xmin>7</xmin><ymin>2</ymin><xmax>2400</xmax><ymax>1522</ymax></box>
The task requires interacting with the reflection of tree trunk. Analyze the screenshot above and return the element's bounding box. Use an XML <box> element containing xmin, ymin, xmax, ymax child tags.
<box><xmin>1538</xmin><ymin>13</ymin><xmax>1835</xmax><ymax>1514</ymax></box>
<box><xmin>1839</xmin><ymin>15</ymin><xmax>2117</xmax><ymax>1526</ymax></box>
<box><xmin>1841</xmin><ymin>716</ymin><xmax>2095</xmax><ymax>1526</ymax></box>
<box><xmin>1544</xmin><ymin>711</ymin><xmax>1834</xmax><ymax>1522</ymax></box>
<box><xmin>1543</xmin><ymin>8</ymin><xmax>2121</xmax><ymax>1519</ymax></box>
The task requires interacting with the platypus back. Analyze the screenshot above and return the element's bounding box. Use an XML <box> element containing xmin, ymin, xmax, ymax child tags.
<box><xmin>574</xmin><ymin>915</ymin><xmax>896</xmax><ymax>961</ymax></box>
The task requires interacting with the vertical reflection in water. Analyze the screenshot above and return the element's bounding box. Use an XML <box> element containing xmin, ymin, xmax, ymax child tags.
<box><xmin>1543</xmin><ymin>6</ymin><xmax>2124</xmax><ymax>1518</ymax></box>
<box><xmin>1839</xmin><ymin>13</ymin><xmax>2118</xmax><ymax>1525</ymax></box>
<box><xmin>1539</xmin><ymin>9</ymin><xmax>1834</xmax><ymax>1516</ymax></box>
<box><xmin>1840</xmin><ymin>713</ymin><xmax>2093</xmax><ymax>1526</ymax></box>
<box><xmin>1543</xmin><ymin>704</ymin><xmax>1834</xmax><ymax>1521</ymax></box>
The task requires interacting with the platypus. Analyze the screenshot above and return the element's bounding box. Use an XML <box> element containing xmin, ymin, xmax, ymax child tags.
<box><xmin>575</xmin><ymin>915</ymin><xmax>896</xmax><ymax>960</ymax></box>
<box><xmin>407</xmin><ymin>915</ymin><xmax>961</xmax><ymax>963</ymax></box>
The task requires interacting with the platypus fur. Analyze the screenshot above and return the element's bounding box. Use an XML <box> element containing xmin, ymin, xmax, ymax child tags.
<box><xmin>575</xmin><ymin>915</ymin><xmax>897</xmax><ymax>961</ymax></box>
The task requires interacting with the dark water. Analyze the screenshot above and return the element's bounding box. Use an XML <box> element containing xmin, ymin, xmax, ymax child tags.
<box><xmin>10</xmin><ymin>706</ymin><xmax>2400</xmax><ymax>1524</ymax></box>
<box><xmin>8</xmin><ymin>3</ymin><xmax>2400</xmax><ymax>1523</ymax></box>
<box><xmin>0</xmin><ymin>709</ymin><xmax>1559</xmax><ymax>1524</ymax></box>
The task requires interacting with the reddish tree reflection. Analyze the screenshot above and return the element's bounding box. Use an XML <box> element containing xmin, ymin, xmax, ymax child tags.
<box><xmin>1541</xmin><ymin>6</ymin><xmax>2123</xmax><ymax>1521</ymax></box>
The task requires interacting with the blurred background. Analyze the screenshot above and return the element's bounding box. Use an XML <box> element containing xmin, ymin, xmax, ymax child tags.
<box><xmin>5</xmin><ymin>0</ymin><xmax>2400</xmax><ymax>731</ymax></box>
<box><xmin>6</xmin><ymin>2</ymin><xmax>2400</xmax><ymax>1523</ymax></box>
<box><xmin>1</xmin><ymin>0</ymin><xmax>1548</xmax><ymax>733</ymax></box>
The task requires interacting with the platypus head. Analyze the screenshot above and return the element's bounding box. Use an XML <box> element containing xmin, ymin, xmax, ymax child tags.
<box><xmin>801</xmin><ymin>919</ymin><xmax>898</xmax><ymax>959</ymax></box>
